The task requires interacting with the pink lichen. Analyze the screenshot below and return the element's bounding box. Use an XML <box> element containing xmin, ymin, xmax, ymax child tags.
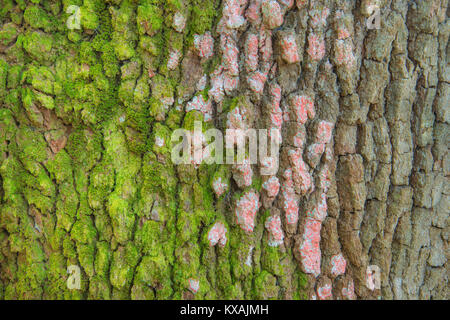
<box><xmin>316</xmin><ymin>120</ymin><xmax>334</xmax><ymax>144</ymax></box>
<box><xmin>247</xmin><ymin>70</ymin><xmax>267</xmax><ymax>94</ymax></box>
<box><xmin>186</xmin><ymin>94</ymin><xmax>213</xmax><ymax>121</ymax></box>
<box><xmin>299</xmin><ymin>217</ymin><xmax>322</xmax><ymax>277</ymax></box>
<box><xmin>268</xmin><ymin>84</ymin><xmax>283</xmax><ymax>128</ymax></box>
<box><xmin>208</xmin><ymin>222</ymin><xmax>228</xmax><ymax>247</ymax></box>
<box><xmin>194</xmin><ymin>32</ymin><xmax>214</xmax><ymax>59</ymax></box>
<box><xmin>224</xmin><ymin>74</ymin><xmax>239</xmax><ymax>94</ymax></box>
<box><xmin>335</xmin><ymin>39</ymin><xmax>356</xmax><ymax>69</ymax></box>
<box><xmin>260</xmin><ymin>156</ymin><xmax>278</xmax><ymax>176</ymax></box>
<box><xmin>342</xmin><ymin>280</ymin><xmax>356</xmax><ymax>300</ymax></box>
<box><xmin>331</xmin><ymin>253</ymin><xmax>347</xmax><ymax>276</ymax></box>
<box><xmin>233</xmin><ymin>158</ymin><xmax>253</xmax><ymax>188</ymax></box>
<box><xmin>293</xmin><ymin>128</ymin><xmax>306</xmax><ymax>149</ymax></box>
<box><xmin>167</xmin><ymin>49</ymin><xmax>181</xmax><ymax>70</ymax></box>
<box><xmin>226</xmin><ymin>106</ymin><xmax>245</xmax><ymax>130</ymax></box>
<box><xmin>318</xmin><ymin>165</ymin><xmax>331</xmax><ymax>192</ymax></box>
<box><xmin>223</xmin><ymin>38</ymin><xmax>240</xmax><ymax>76</ymax></box>
<box><xmin>306</xmin><ymin>192</ymin><xmax>327</xmax><ymax>221</ymax></box>
<box><xmin>209</xmin><ymin>66</ymin><xmax>225</xmax><ymax>102</ymax></box>
<box><xmin>281</xmin><ymin>169</ymin><xmax>299</xmax><ymax>224</ymax></box>
<box><xmin>296</xmin><ymin>0</ymin><xmax>307</xmax><ymax>9</ymax></box>
<box><xmin>197</xmin><ymin>74</ymin><xmax>207</xmax><ymax>91</ymax></box>
<box><xmin>310</xmin><ymin>8</ymin><xmax>330</xmax><ymax>28</ymax></box>
<box><xmin>245</xmin><ymin>33</ymin><xmax>259</xmax><ymax>72</ymax></box>
<box><xmin>307</xmin><ymin>33</ymin><xmax>325</xmax><ymax>61</ymax></box>
<box><xmin>262</xmin><ymin>0</ymin><xmax>283</xmax><ymax>29</ymax></box>
<box><xmin>223</xmin><ymin>0</ymin><xmax>246</xmax><ymax>29</ymax></box>
<box><xmin>317</xmin><ymin>283</ymin><xmax>333</xmax><ymax>300</ymax></box>
<box><xmin>173</xmin><ymin>12</ymin><xmax>186</xmax><ymax>32</ymax></box>
<box><xmin>188</xmin><ymin>278</ymin><xmax>200</xmax><ymax>293</ymax></box>
<box><xmin>235</xmin><ymin>190</ymin><xmax>260</xmax><ymax>232</ymax></box>
<box><xmin>289</xmin><ymin>95</ymin><xmax>315</xmax><ymax>124</ymax></box>
<box><xmin>259</xmin><ymin>29</ymin><xmax>273</xmax><ymax>66</ymax></box>
<box><xmin>212</xmin><ymin>177</ymin><xmax>228</xmax><ymax>197</ymax></box>
<box><xmin>278</xmin><ymin>0</ymin><xmax>294</xmax><ymax>8</ymax></box>
<box><xmin>280</xmin><ymin>34</ymin><xmax>300</xmax><ymax>64</ymax></box>
<box><xmin>337</xmin><ymin>26</ymin><xmax>351</xmax><ymax>40</ymax></box>
<box><xmin>265</xmin><ymin>215</ymin><xmax>284</xmax><ymax>247</ymax></box>
<box><xmin>288</xmin><ymin>148</ymin><xmax>313</xmax><ymax>195</ymax></box>
<box><xmin>262</xmin><ymin>176</ymin><xmax>280</xmax><ymax>198</ymax></box>
<box><xmin>155</xmin><ymin>136</ymin><xmax>164</xmax><ymax>147</ymax></box>
<box><xmin>246</xmin><ymin>0</ymin><xmax>262</xmax><ymax>25</ymax></box>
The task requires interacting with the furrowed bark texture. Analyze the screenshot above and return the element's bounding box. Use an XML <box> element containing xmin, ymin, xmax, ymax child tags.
<box><xmin>0</xmin><ymin>0</ymin><xmax>448</xmax><ymax>300</ymax></box>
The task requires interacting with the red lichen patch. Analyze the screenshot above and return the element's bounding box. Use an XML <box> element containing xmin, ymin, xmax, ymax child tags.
<box><xmin>330</xmin><ymin>253</ymin><xmax>347</xmax><ymax>276</ymax></box>
<box><xmin>223</xmin><ymin>0</ymin><xmax>246</xmax><ymax>29</ymax></box>
<box><xmin>299</xmin><ymin>217</ymin><xmax>322</xmax><ymax>277</ymax></box>
<box><xmin>318</xmin><ymin>165</ymin><xmax>331</xmax><ymax>192</ymax></box>
<box><xmin>289</xmin><ymin>94</ymin><xmax>315</xmax><ymax>124</ymax></box>
<box><xmin>309</xmin><ymin>8</ymin><xmax>330</xmax><ymax>28</ymax></box>
<box><xmin>280</xmin><ymin>34</ymin><xmax>300</xmax><ymax>64</ymax></box>
<box><xmin>173</xmin><ymin>12</ymin><xmax>186</xmax><ymax>32</ymax></box>
<box><xmin>224</xmin><ymin>74</ymin><xmax>239</xmax><ymax>94</ymax></box>
<box><xmin>226</xmin><ymin>106</ymin><xmax>245</xmax><ymax>130</ymax></box>
<box><xmin>281</xmin><ymin>168</ymin><xmax>299</xmax><ymax>224</ymax></box>
<box><xmin>316</xmin><ymin>120</ymin><xmax>334</xmax><ymax>144</ymax></box>
<box><xmin>246</xmin><ymin>0</ymin><xmax>262</xmax><ymax>25</ymax></box>
<box><xmin>209</xmin><ymin>66</ymin><xmax>225</xmax><ymax>102</ymax></box>
<box><xmin>186</xmin><ymin>94</ymin><xmax>213</xmax><ymax>121</ymax></box>
<box><xmin>288</xmin><ymin>148</ymin><xmax>313</xmax><ymax>195</ymax></box>
<box><xmin>306</xmin><ymin>192</ymin><xmax>327</xmax><ymax>222</ymax></box>
<box><xmin>212</xmin><ymin>177</ymin><xmax>228</xmax><ymax>197</ymax></box>
<box><xmin>188</xmin><ymin>278</ymin><xmax>200</xmax><ymax>293</ymax></box>
<box><xmin>262</xmin><ymin>0</ymin><xmax>283</xmax><ymax>29</ymax></box>
<box><xmin>293</xmin><ymin>127</ymin><xmax>306</xmax><ymax>149</ymax></box>
<box><xmin>307</xmin><ymin>33</ymin><xmax>325</xmax><ymax>61</ymax></box>
<box><xmin>223</xmin><ymin>37</ymin><xmax>240</xmax><ymax>76</ymax></box>
<box><xmin>247</xmin><ymin>70</ymin><xmax>267</xmax><ymax>94</ymax></box>
<box><xmin>208</xmin><ymin>222</ymin><xmax>228</xmax><ymax>247</ymax></box>
<box><xmin>167</xmin><ymin>49</ymin><xmax>181</xmax><ymax>70</ymax></box>
<box><xmin>296</xmin><ymin>0</ymin><xmax>307</xmax><ymax>9</ymax></box>
<box><xmin>317</xmin><ymin>283</ymin><xmax>333</xmax><ymax>300</ymax></box>
<box><xmin>233</xmin><ymin>158</ymin><xmax>253</xmax><ymax>188</ymax></box>
<box><xmin>260</xmin><ymin>156</ymin><xmax>279</xmax><ymax>175</ymax></box>
<box><xmin>279</xmin><ymin>0</ymin><xmax>294</xmax><ymax>8</ymax></box>
<box><xmin>265</xmin><ymin>215</ymin><xmax>284</xmax><ymax>246</ymax></box>
<box><xmin>194</xmin><ymin>32</ymin><xmax>214</xmax><ymax>59</ymax></box>
<box><xmin>335</xmin><ymin>39</ymin><xmax>356</xmax><ymax>69</ymax></box>
<box><xmin>245</xmin><ymin>33</ymin><xmax>259</xmax><ymax>72</ymax></box>
<box><xmin>342</xmin><ymin>279</ymin><xmax>356</xmax><ymax>300</ymax></box>
<box><xmin>259</xmin><ymin>28</ymin><xmax>273</xmax><ymax>66</ymax></box>
<box><xmin>235</xmin><ymin>190</ymin><xmax>260</xmax><ymax>232</ymax></box>
<box><xmin>262</xmin><ymin>176</ymin><xmax>280</xmax><ymax>198</ymax></box>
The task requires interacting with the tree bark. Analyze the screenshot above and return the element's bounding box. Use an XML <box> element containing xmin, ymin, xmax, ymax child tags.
<box><xmin>0</xmin><ymin>0</ymin><xmax>448</xmax><ymax>300</ymax></box>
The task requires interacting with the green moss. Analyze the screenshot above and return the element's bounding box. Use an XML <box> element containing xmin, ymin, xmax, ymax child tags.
<box><xmin>0</xmin><ymin>23</ymin><xmax>18</xmax><ymax>46</ymax></box>
<box><xmin>80</xmin><ymin>1</ymin><xmax>99</xmax><ymax>30</ymax></box>
<box><xmin>46</xmin><ymin>150</ymin><xmax>73</xmax><ymax>184</ymax></box>
<box><xmin>137</xmin><ymin>4</ymin><xmax>163</xmax><ymax>35</ymax></box>
<box><xmin>24</xmin><ymin>5</ymin><xmax>53</xmax><ymax>31</ymax></box>
<box><xmin>22</xmin><ymin>31</ymin><xmax>54</xmax><ymax>63</ymax></box>
<box><xmin>254</xmin><ymin>270</ymin><xmax>279</xmax><ymax>299</ymax></box>
<box><xmin>0</xmin><ymin>59</ymin><xmax>8</xmax><ymax>99</ymax></box>
<box><xmin>189</xmin><ymin>0</ymin><xmax>217</xmax><ymax>35</ymax></box>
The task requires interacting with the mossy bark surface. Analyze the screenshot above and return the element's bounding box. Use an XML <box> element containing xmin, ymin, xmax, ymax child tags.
<box><xmin>0</xmin><ymin>0</ymin><xmax>448</xmax><ymax>300</ymax></box>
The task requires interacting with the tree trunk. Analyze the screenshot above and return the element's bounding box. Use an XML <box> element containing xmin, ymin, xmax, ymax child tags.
<box><xmin>0</xmin><ymin>0</ymin><xmax>448</xmax><ymax>300</ymax></box>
